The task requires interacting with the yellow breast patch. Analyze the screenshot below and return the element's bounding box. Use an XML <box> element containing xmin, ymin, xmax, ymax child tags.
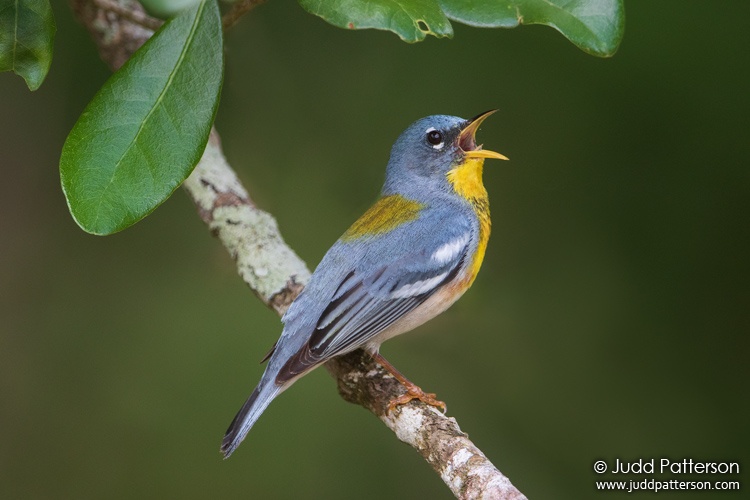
<box><xmin>446</xmin><ymin>158</ymin><xmax>491</xmax><ymax>283</ymax></box>
<box><xmin>342</xmin><ymin>194</ymin><xmax>424</xmax><ymax>241</ymax></box>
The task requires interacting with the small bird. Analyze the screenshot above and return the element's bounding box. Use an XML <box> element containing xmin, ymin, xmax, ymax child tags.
<box><xmin>221</xmin><ymin>111</ymin><xmax>507</xmax><ymax>457</ymax></box>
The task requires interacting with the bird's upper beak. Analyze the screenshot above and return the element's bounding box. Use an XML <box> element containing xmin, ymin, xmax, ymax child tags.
<box><xmin>458</xmin><ymin>110</ymin><xmax>509</xmax><ymax>161</ymax></box>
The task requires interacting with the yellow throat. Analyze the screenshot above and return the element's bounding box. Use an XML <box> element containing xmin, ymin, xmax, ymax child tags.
<box><xmin>446</xmin><ymin>157</ymin><xmax>491</xmax><ymax>283</ymax></box>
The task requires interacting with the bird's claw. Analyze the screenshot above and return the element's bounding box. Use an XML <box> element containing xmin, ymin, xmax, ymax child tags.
<box><xmin>387</xmin><ymin>388</ymin><xmax>447</xmax><ymax>414</ymax></box>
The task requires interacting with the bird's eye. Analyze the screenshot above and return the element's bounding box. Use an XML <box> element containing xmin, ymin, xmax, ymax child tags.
<box><xmin>425</xmin><ymin>128</ymin><xmax>444</xmax><ymax>149</ymax></box>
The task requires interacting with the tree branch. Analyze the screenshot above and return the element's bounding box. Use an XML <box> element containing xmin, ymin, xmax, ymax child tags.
<box><xmin>91</xmin><ymin>0</ymin><xmax>163</xmax><ymax>31</ymax></box>
<box><xmin>182</xmin><ymin>130</ymin><xmax>309</xmax><ymax>316</ymax></box>
<box><xmin>68</xmin><ymin>1</ymin><xmax>526</xmax><ymax>498</ymax></box>
<box><xmin>69</xmin><ymin>0</ymin><xmax>156</xmax><ymax>71</ymax></box>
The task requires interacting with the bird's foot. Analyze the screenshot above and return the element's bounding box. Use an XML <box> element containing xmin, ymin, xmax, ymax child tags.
<box><xmin>387</xmin><ymin>386</ymin><xmax>446</xmax><ymax>414</ymax></box>
<box><xmin>369</xmin><ymin>351</ymin><xmax>447</xmax><ymax>414</ymax></box>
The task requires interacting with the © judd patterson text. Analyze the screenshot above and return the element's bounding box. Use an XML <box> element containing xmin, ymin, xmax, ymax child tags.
<box><xmin>593</xmin><ymin>458</ymin><xmax>740</xmax><ymax>475</ymax></box>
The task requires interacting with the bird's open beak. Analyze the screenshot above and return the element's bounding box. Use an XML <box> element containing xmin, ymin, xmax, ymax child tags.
<box><xmin>458</xmin><ymin>110</ymin><xmax>509</xmax><ymax>161</ymax></box>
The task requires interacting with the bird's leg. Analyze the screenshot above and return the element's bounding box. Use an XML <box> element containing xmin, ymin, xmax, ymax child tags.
<box><xmin>370</xmin><ymin>352</ymin><xmax>447</xmax><ymax>414</ymax></box>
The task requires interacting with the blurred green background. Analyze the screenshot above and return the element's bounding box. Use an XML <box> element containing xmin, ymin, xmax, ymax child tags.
<box><xmin>1</xmin><ymin>1</ymin><xmax>748</xmax><ymax>498</ymax></box>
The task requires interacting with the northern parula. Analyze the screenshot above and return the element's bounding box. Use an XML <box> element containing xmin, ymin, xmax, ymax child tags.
<box><xmin>221</xmin><ymin>111</ymin><xmax>507</xmax><ymax>457</ymax></box>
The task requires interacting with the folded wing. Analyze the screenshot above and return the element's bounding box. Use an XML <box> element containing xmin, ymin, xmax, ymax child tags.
<box><xmin>275</xmin><ymin>233</ymin><xmax>471</xmax><ymax>384</ymax></box>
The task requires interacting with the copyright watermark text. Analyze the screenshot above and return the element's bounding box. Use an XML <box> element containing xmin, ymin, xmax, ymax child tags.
<box><xmin>593</xmin><ymin>458</ymin><xmax>741</xmax><ymax>494</ymax></box>
<box><xmin>594</xmin><ymin>458</ymin><xmax>739</xmax><ymax>475</ymax></box>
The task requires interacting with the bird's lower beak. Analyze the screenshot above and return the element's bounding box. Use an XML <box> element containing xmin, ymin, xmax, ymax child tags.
<box><xmin>458</xmin><ymin>110</ymin><xmax>509</xmax><ymax>161</ymax></box>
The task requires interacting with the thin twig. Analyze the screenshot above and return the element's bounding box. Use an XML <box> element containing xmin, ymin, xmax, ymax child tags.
<box><xmin>222</xmin><ymin>0</ymin><xmax>266</xmax><ymax>31</ymax></box>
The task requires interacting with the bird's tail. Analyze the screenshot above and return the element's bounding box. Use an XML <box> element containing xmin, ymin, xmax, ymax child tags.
<box><xmin>220</xmin><ymin>382</ymin><xmax>281</xmax><ymax>458</ymax></box>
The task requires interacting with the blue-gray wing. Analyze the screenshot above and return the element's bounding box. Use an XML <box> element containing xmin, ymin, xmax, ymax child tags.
<box><xmin>274</xmin><ymin>230</ymin><xmax>472</xmax><ymax>384</ymax></box>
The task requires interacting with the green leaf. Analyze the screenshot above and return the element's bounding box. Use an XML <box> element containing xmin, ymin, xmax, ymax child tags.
<box><xmin>298</xmin><ymin>0</ymin><xmax>454</xmax><ymax>43</ymax></box>
<box><xmin>298</xmin><ymin>0</ymin><xmax>623</xmax><ymax>56</ymax></box>
<box><xmin>0</xmin><ymin>0</ymin><xmax>56</xmax><ymax>90</ymax></box>
<box><xmin>60</xmin><ymin>0</ymin><xmax>223</xmax><ymax>235</ymax></box>
<box><xmin>440</xmin><ymin>0</ymin><xmax>624</xmax><ymax>57</ymax></box>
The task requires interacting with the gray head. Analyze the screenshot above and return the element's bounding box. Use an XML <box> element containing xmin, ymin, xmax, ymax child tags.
<box><xmin>381</xmin><ymin>111</ymin><xmax>507</xmax><ymax>197</ymax></box>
